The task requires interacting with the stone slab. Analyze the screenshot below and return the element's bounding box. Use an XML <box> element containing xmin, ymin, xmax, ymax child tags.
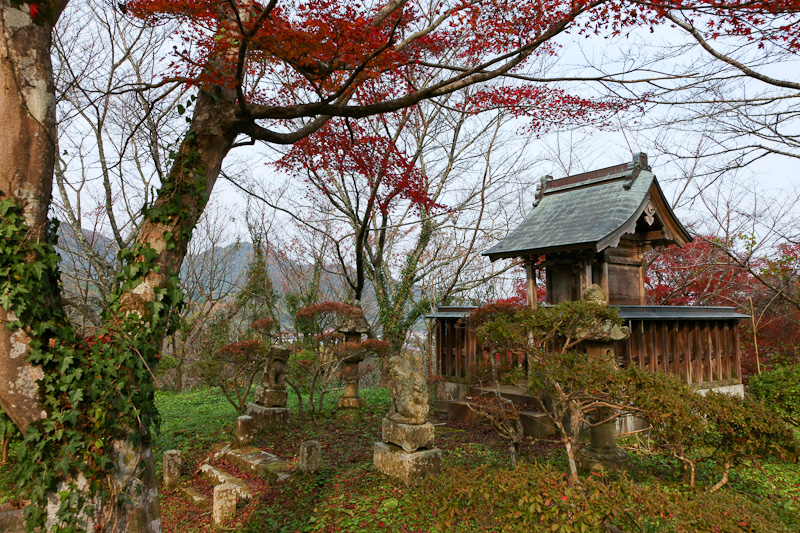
<box><xmin>199</xmin><ymin>465</ymin><xmax>252</xmax><ymax>500</ymax></box>
<box><xmin>382</xmin><ymin>418</ymin><xmax>435</xmax><ymax>453</ymax></box>
<box><xmin>246</xmin><ymin>403</ymin><xmax>290</xmax><ymax>430</ymax></box>
<box><xmin>373</xmin><ymin>442</ymin><xmax>441</xmax><ymax>485</ymax></box>
<box><xmin>338</xmin><ymin>396</ymin><xmax>365</xmax><ymax>409</ymax></box>
<box><xmin>520</xmin><ymin>411</ymin><xmax>555</xmax><ymax>439</ymax></box>
<box><xmin>177</xmin><ymin>485</ymin><xmax>211</xmax><ymax>509</ymax></box>
<box><xmin>215</xmin><ymin>444</ymin><xmax>288</xmax><ymax>480</ymax></box>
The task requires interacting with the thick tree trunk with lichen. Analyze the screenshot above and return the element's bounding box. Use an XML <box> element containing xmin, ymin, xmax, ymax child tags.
<box><xmin>0</xmin><ymin>0</ymin><xmax>61</xmax><ymax>434</ymax></box>
<box><xmin>0</xmin><ymin>2</ymin><xmax>238</xmax><ymax>530</ymax></box>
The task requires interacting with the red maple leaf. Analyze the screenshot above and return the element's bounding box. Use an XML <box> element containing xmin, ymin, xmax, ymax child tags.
<box><xmin>29</xmin><ymin>3</ymin><xmax>39</xmax><ymax>19</ymax></box>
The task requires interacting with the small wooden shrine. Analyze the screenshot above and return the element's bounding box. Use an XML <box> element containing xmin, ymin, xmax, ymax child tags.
<box><xmin>430</xmin><ymin>154</ymin><xmax>746</xmax><ymax>394</ymax></box>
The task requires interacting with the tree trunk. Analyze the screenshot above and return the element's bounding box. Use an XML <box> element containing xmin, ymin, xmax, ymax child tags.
<box><xmin>0</xmin><ymin>0</ymin><xmax>64</xmax><ymax>433</ymax></box>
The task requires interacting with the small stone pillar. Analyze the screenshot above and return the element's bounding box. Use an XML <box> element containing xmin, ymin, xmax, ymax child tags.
<box><xmin>247</xmin><ymin>345</ymin><xmax>291</xmax><ymax>430</ymax></box>
<box><xmin>237</xmin><ymin>415</ymin><xmax>254</xmax><ymax>444</ymax></box>
<box><xmin>163</xmin><ymin>450</ymin><xmax>181</xmax><ymax>490</ymax></box>
<box><xmin>213</xmin><ymin>483</ymin><xmax>238</xmax><ymax>525</ymax></box>
<box><xmin>576</xmin><ymin>285</ymin><xmax>631</xmax><ymax>472</ymax></box>
<box><xmin>374</xmin><ymin>355</ymin><xmax>441</xmax><ymax>485</ymax></box>
<box><xmin>299</xmin><ymin>440</ymin><xmax>322</xmax><ymax>474</ymax></box>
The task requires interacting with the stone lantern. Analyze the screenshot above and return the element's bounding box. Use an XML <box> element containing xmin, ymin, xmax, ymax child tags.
<box><xmin>336</xmin><ymin>307</ymin><xmax>370</xmax><ymax>409</ymax></box>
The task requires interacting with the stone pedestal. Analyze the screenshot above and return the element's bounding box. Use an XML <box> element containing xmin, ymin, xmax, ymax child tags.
<box><xmin>246</xmin><ymin>403</ymin><xmax>290</xmax><ymax>430</ymax></box>
<box><xmin>299</xmin><ymin>440</ymin><xmax>322</xmax><ymax>474</ymax></box>
<box><xmin>373</xmin><ymin>442</ymin><xmax>441</xmax><ymax>485</ymax></box>
<box><xmin>382</xmin><ymin>418</ymin><xmax>435</xmax><ymax>453</ymax></box>
<box><xmin>338</xmin><ymin>358</ymin><xmax>365</xmax><ymax>409</ymax></box>
<box><xmin>163</xmin><ymin>450</ymin><xmax>181</xmax><ymax>490</ymax></box>
<box><xmin>374</xmin><ymin>418</ymin><xmax>440</xmax><ymax>484</ymax></box>
<box><xmin>255</xmin><ymin>387</ymin><xmax>288</xmax><ymax>408</ymax></box>
<box><xmin>213</xmin><ymin>483</ymin><xmax>238</xmax><ymax>524</ymax></box>
<box><xmin>578</xmin><ymin>418</ymin><xmax>630</xmax><ymax>472</ymax></box>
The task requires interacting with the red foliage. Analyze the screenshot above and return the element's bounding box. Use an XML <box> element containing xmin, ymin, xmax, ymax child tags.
<box><xmin>277</xmin><ymin>119</ymin><xmax>442</xmax><ymax>214</ymax></box>
<box><xmin>251</xmin><ymin>317</ymin><xmax>275</xmax><ymax>331</ymax></box>
<box><xmin>29</xmin><ymin>4</ymin><xmax>39</xmax><ymax>18</ymax></box>
<box><xmin>215</xmin><ymin>339</ymin><xmax>264</xmax><ymax>358</ymax></box>
<box><xmin>125</xmin><ymin>0</ymin><xmax>800</xmax><ymax>118</ymax></box>
<box><xmin>645</xmin><ymin>238</ymin><xmax>755</xmax><ymax>307</ymax></box>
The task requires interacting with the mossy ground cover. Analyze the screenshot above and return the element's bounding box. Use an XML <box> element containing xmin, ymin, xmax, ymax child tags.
<box><xmin>150</xmin><ymin>387</ymin><xmax>800</xmax><ymax>532</ymax></box>
<box><xmin>3</xmin><ymin>387</ymin><xmax>797</xmax><ymax>530</ymax></box>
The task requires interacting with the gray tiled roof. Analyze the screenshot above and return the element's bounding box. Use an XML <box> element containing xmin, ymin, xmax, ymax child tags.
<box><xmin>484</xmin><ymin>170</ymin><xmax>655</xmax><ymax>260</ymax></box>
<box><xmin>424</xmin><ymin>305</ymin><xmax>747</xmax><ymax>320</ymax></box>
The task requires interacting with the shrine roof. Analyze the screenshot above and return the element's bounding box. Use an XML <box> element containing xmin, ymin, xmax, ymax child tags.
<box><xmin>483</xmin><ymin>153</ymin><xmax>692</xmax><ymax>261</ymax></box>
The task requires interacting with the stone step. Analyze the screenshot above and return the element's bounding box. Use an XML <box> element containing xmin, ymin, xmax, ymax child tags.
<box><xmin>199</xmin><ymin>465</ymin><xmax>252</xmax><ymax>500</ymax></box>
<box><xmin>176</xmin><ymin>485</ymin><xmax>211</xmax><ymax>509</ymax></box>
<box><xmin>215</xmin><ymin>444</ymin><xmax>290</xmax><ymax>481</ymax></box>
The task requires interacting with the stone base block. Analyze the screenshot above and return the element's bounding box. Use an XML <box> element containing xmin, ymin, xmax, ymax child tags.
<box><xmin>373</xmin><ymin>442</ymin><xmax>441</xmax><ymax>485</ymax></box>
<box><xmin>338</xmin><ymin>396</ymin><xmax>365</xmax><ymax>409</ymax></box>
<box><xmin>447</xmin><ymin>400</ymin><xmax>473</xmax><ymax>422</ymax></box>
<box><xmin>246</xmin><ymin>403</ymin><xmax>290</xmax><ymax>430</ymax></box>
<box><xmin>520</xmin><ymin>411</ymin><xmax>555</xmax><ymax>439</ymax></box>
<box><xmin>0</xmin><ymin>502</ymin><xmax>26</xmax><ymax>533</ymax></box>
<box><xmin>433</xmin><ymin>400</ymin><xmax>449</xmax><ymax>412</ymax></box>
<box><xmin>382</xmin><ymin>418</ymin><xmax>435</xmax><ymax>453</ymax></box>
<box><xmin>254</xmin><ymin>389</ymin><xmax>288</xmax><ymax>408</ymax></box>
<box><xmin>577</xmin><ymin>447</ymin><xmax>630</xmax><ymax>473</ymax></box>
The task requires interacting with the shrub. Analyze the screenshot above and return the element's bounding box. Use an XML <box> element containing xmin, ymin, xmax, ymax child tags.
<box><xmin>749</xmin><ymin>364</ymin><xmax>800</xmax><ymax>426</ymax></box>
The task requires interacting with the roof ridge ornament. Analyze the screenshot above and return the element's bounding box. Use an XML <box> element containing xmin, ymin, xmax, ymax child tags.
<box><xmin>623</xmin><ymin>152</ymin><xmax>649</xmax><ymax>190</ymax></box>
<box><xmin>533</xmin><ymin>174</ymin><xmax>553</xmax><ymax>207</ymax></box>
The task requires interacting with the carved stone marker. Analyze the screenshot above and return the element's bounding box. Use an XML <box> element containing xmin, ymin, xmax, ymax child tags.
<box><xmin>247</xmin><ymin>345</ymin><xmax>291</xmax><ymax>430</ymax></box>
<box><xmin>374</xmin><ymin>355</ymin><xmax>441</xmax><ymax>485</ymax></box>
<box><xmin>299</xmin><ymin>440</ymin><xmax>322</xmax><ymax>474</ymax></box>
<box><xmin>163</xmin><ymin>450</ymin><xmax>181</xmax><ymax>490</ymax></box>
<box><xmin>237</xmin><ymin>415</ymin><xmax>254</xmax><ymax>444</ymax></box>
<box><xmin>213</xmin><ymin>483</ymin><xmax>238</xmax><ymax>525</ymax></box>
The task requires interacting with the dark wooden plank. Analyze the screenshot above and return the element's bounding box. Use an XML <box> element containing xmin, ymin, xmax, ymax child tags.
<box><xmin>436</xmin><ymin>319</ymin><xmax>442</xmax><ymax>376</ymax></box>
<box><xmin>445</xmin><ymin>320</ymin><xmax>452</xmax><ymax>377</ymax></box>
<box><xmin>733</xmin><ymin>321</ymin><xmax>742</xmax><ymax>381</ymax></box>
<box><xmin>678</xmin><ymin>321</ymin><xmax>689</xmax><ymax>383</ymax></box>
<box><xmin>702</xmin><ymin>321</ymin><xmax>712</xmax><ymax>383</ymax></box>
<box><xmin>722</xmin><ymin>322</ymin><xmax>731</xmax><ymax>380</ymax></box>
